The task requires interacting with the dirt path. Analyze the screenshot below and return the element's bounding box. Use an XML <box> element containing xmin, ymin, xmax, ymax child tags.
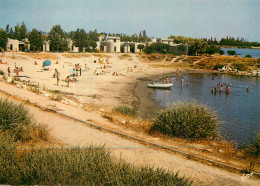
<box><xmin>0</xmin><ymin>81</ymin><xmax>259</xmax><ymax>185</ymax></box>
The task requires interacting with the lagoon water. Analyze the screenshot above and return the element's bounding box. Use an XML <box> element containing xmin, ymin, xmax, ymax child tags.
<box><xmin>221</xmin><ymin>48</ymin><xmax>260</xmax><ymax>58</ymax></box>
<box><xmin>153</xmin><ymin>73</ymin><xmax>260</xmax><ymax>146</ymax></box>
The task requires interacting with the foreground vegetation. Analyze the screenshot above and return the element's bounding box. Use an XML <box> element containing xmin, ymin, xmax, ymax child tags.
<box><xmin>0</xmin><ymin>98</ymin><xmax>48</xmax><ymax>142</ymax></box>
<box><xmin>0</xmin><ymin>146</ymin><xmax>191</xmax><ymax>185</ymax></box>
<box><xmin>0</xmin><ymin>98</ymin><xmax>191</xmax><ymax>185</ymax></box>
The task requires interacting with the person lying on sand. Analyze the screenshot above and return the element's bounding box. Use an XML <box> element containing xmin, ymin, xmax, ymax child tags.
<box><xmin>127</xmin><ymin>67</ymin><xmax>133</xmax><ymax>72</ymax></box>
<box><xmin>112</xmin><ymin>72</ymin><xmax>119</xmax><ymax>76</ymax></box>
<box><xmin>0</xmin><ymin>60</ymin><xmax>7</xmax><ymax>64</ymax></box>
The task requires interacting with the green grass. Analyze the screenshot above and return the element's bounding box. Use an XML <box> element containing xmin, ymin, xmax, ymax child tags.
<box><xmin>245</xmin><ymin>132</ymin><xmax>260</xmax><ymax>159</ymax></box>
<box><xmin>150</xmin><ymin>101</ymin><xmax>219</xmax><ymax>140</ymax></box>
<box><xmin>0</xmin><ymin>146</ymin><xmax>191</xmax><ymax>185</ymax></box>
<box><xmin>0</xmin><ymin>98</ymin><xmax>49</xmax><ymax>142</ymax></box>
<box><xmin>113</xmin><ymin>104</ymin><xmax>137</xmax><ymax>116</ymax></box>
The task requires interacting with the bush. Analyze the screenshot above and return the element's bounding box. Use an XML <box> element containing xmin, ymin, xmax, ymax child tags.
<box><xmin>219</xmin><ymin>50</ymin><xmax>224</xmax><ymax>55</ymax></box>
<box><xmin>245</xmin><ymin>132</ymin><xmax>260</xmax><ymax>159</ymax></box>
<box><xmin>150</xmin><ymin>101</ymin><xmax>219</xmax><ymax>140</ymax></box>
<box><xmin>245</xmin><ymin>54</ymin><xmax>252</xmax><ymax>58</ymax></box>
<box><xmin>0</xmin><ymin>146</ymin><xmax>191</xmax><ymax>185</ymax></box>
<box><xmin>227</xmin><ymin>50</ymin><xmax>236</xmax><ymax>55</ymax></box>
<box><xmin>113</xmin><ymin>105</ymin><xmax>137</xmax><ymax>116</ymax></box>
<box><xmin>0</xmin><ymin>98</ymin><xmax>48</xmax><ymax>141</ymax></box>
<box><xmin>232</xmin><ymin>63</ymin><xmax>248</xmax><ymax>71</ymax></box>
<box><xmin>213</xmin><ymin>64</ymin><xmax>224</xmax><ymax>70</ymax></box>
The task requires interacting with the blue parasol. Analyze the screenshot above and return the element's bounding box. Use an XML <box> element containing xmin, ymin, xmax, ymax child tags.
<box><xmin>70</xmin><ymin>69</ymin><xmax>76</xmax><ymax>75</ymax></box>
<box><xmin>43</xmin><ymin>60</ymin><xmax>51</xmax><ymax>67</ymax></box>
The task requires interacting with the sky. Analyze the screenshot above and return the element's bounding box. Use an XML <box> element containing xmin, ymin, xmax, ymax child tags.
<box><xmin>0</xmin><ymin>0</ymin><xmax>259</xmax><ymax>42</ymax></box>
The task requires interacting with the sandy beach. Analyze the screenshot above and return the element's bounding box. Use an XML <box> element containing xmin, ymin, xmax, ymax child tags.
<box><xmin>0</xmin><ymin>52</ymin><xmax>179</xmax><ymax>110</ymax></box>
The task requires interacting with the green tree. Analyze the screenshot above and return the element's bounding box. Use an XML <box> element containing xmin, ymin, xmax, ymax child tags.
<box><xmin>245</xmin><ymin>54</ymin><xmax>252</xmax><ymax>58</ymax></box>
<box><xmin>189</xmin><ymin>39</ymin><xmax>208</xmax><ymax>55</ymax></box>
<box><xmin>137</xmin><ymin>44</ymin><xmax>144</xmax><ymax>52</ymax></box>
<box><xmin>0</xmin><ymin>29</ymin><xmax>8</xmax><ymax>50</ymax></box>
<box><xmin>28</xmin><ymin>28</ymin><xmax>44</xmax><ymax>52</ymax></box>
<box><xmin>48</xmin><ymin>25</ymin><xmax>68</xmax><ymax>52</ymax></box>
<box><xmin>73</xmin><ymin>28</ymin><xmax>88</xmax><ymax>52</ymax></box>
<box><xmin>205</xmin><ymin>44</ymin><xmax>220</xmax><ymax>54</ymax></box>
<box><xmin>14</xmin><ymin>22</ymin><xmax>27</xmax><ymax>40</ymax></box>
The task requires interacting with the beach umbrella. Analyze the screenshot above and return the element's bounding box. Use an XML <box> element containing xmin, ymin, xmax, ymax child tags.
<box><xmin>43</xmin><ymin>60</ymin><xmax>51</xmax><ymax>67</ymax></box>
<box><xmin>70</xmin><ymin>69</ymin><xmax>76</xmax><ymax>75</ymax></box>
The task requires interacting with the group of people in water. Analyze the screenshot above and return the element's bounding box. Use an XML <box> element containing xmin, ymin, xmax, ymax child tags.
<box><xmin>211</xmin><ymin>83</ymin><xmax>230</xmax><ymax>94</ymax></box>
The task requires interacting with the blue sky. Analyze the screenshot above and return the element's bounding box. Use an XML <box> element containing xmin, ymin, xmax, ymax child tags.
<box><xmin>0</xmin><ymin>0</ymin><xmax>259</xmax><ymax>42</ymax></box>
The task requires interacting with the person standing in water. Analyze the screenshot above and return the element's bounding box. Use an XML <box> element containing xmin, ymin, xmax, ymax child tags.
<box><xmin>225</xmin><ymin>85</ymin><xmax>230</xmax><ymax>94</ymax></box>
<box><xmin>181</xmin><ymin>77</ymin><xmax>184</xmax><ymax>87</ymax></box>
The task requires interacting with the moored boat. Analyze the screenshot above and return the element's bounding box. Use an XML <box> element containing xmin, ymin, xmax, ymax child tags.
<box><xmin>147</xmin><ymin>82</ymin><xmax>173</xmax><ymax>89</ymax></box>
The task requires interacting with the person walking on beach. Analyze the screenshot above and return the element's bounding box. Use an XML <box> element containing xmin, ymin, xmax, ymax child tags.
<box><xmin>56</xmin><ymin>70</ymin><xmax>60</xmax><ymax>86</ymax></box>
<box><xmin>7</xmin><ymin>67</ymin><xmax>10</xmax><ymax>77</ymax></box>
<box><xmin>176</xmin><ymin>68</ymin><xmax>179</xmax><ymax>76</ymax></box>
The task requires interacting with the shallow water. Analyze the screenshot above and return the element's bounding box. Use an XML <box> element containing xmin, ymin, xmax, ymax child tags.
<box><xmin>152</xmin><ymin>73</ymin><xmax>260</xmax><ymax>146</ymax></box>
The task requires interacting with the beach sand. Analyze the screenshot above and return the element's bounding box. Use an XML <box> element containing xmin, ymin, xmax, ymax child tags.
<box><xmin>0</xmin><ymin>52</ymin><xmax>177</xmax><ymax>111</ymax></box>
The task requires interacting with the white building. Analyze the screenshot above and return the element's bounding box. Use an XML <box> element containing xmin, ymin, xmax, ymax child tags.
<box><xmin>6</xmin><ymin>38</ymin><xmax>30</xmax><ymax>52</ymax></box>
<box><xmin>96</xmin><ymin>36</ymin><xmax>121</xmax><ymax>53</ymax></box>
<box><xmin>67</xmin><ymin>39</ymin><xmax>79</xmax><ymax>52</ymax></box>
<box><xmin>42</xmin><ymin>40</ymin><xmax>50</xmax><ymax>52</ymax></box>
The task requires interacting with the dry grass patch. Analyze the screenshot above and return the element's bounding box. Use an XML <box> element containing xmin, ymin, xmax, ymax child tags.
<box><xmin>62</xmin><ymin>53</ymin><xmax>90</xmax><ymax>58</ymax></box>
<box><xmin>139</xmin><ymin>53</ymin><xmax>166</xmax><ymax>63</ymax></box>
<box><xmin>20</xmin><ymin>53</ymin><xmax>59</xmax><ymax>60</ymax></box>
<box><xmin>92</xmin><ymin>53</ymin><xmax>111</xmax><ymax>58</ymax></box>
<box><xmin>118</xmin><ymin>54</ymin><xmax>133</xmax><ymax>61</ymax></box>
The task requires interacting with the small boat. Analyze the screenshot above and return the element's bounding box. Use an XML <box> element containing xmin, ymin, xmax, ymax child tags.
<box><xmin>147</xmin><ymin>82</ymin><xmax>173</xmax><ymax>89</ymax></box>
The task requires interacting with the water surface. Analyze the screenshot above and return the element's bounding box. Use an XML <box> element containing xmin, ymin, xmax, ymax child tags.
<box><xmin>153</xmin><ymin>73</ymin><xmax>260</xmax><ymax>146</ymax></box>
<box><xmin>221</xmin><ymin>48</ymin><xmax>260</xmax><ymax>58</ymax></box>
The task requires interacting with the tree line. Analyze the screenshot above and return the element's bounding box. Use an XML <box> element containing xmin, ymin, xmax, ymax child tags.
<box><xmin>0</xmin><ymin>22</ymin><xmax>151</xmax><ymax>52</ymax></box>
<box><xmin>0</xmin><ymin>22</ymin><xmax>259</xmax><ymax>54</ymax></box>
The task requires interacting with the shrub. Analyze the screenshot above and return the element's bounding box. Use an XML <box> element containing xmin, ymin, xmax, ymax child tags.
<box><xmin>114</xmin><ymin>104</ymin><xmax>137</xmax><ymax>116</ymax></box>
<box><xmin>245</xmin><ymin>132</ymin><xmax>260</xmax><ymax>159</ymax></box>
<box><xmin>227</xmin><ymin>50</ymin><xmax>236</xmax><ymax>55</ymax></box>
<box><xmin>0</xmin><ymin>130</ymin><xmax>17</xmax><ymax>151</ymax></box>
<box><xmin>219</xmin><ymin>50</ymin><xmax>224</xmax><ymax>55</ymax></box>
<box><xmin>0</xmin><ymin>146</ymin><xmax>191</xmax><ymax>185</ymax></box>
<box><xmin>245</xmin><ymin>54</ymin><xmax>252</xmax><ymax>58</ymax></box>
<box><xmin>232</xmin><ymin>63</ymin><xmax>248</xmax><ymax>71</ymax></box>
<box><xmin>150</xmin><ymin>101</ymin><xmax>219</xmax><ymax>140</ymax></box>
<box><xmin>0</xmin><ymin>98</ymin><xmax>48</xmax><ymax>141</ymax></box>
<box><xmin>213</xmin><ymin>64</ymin><xmax>224</xmax><ymax>70</ymax></box>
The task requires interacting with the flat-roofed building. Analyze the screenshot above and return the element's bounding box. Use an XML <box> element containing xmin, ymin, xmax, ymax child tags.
<box><xmin>97</xmin><ymin>36</ymin><xmax>121</xmax><ymax>53</ymax></box>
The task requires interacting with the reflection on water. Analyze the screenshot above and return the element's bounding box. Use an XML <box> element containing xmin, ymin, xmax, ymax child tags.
<box><xmin>153</xmin><ymin>73</ymin><xmax>260</xmax><ymax>146</ymax></box>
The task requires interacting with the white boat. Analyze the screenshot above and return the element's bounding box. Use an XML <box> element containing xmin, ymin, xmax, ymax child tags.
<box><xmin>147</xmin><ymin>82</ymin><xmax>173</xmax><ymax>89</ymax></box>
